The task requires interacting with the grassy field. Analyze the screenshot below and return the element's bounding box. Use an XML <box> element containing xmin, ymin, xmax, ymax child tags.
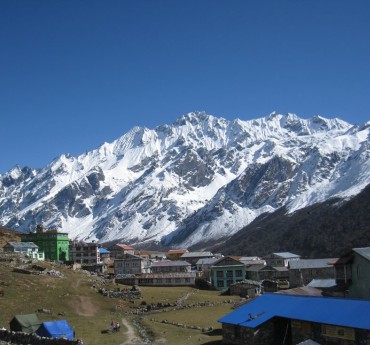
<box><xmin>0</xmin><ymin>259</ymin><xmax>241</xmax><ymax>345</ymax></box>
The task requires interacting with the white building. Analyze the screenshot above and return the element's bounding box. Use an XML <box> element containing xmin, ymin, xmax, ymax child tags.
<box><xmin>3</xmin><ymin>242</ymin><xmax>45</xmax><ymax>261</ymax></box>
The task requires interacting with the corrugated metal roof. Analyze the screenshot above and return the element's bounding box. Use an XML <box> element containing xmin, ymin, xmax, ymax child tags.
<box><xmin>271</xmin><ymin>252</ymin><xmax>300</xmax><ymax>258</ymax></box>
<box><xmin>99</xmin><ymin>248</ymin><xmax>110</xmax><ymax>254</ymax></box>
<box><xmin>308</xmin><ymin>279</ymin><xmax>337</xmax><ymax>288</ymax></box>
<box><xmin>150</xmin><ymin>260</ymin><xmax>190</xmax><ymax>267</ymax></box>
<box><xmin>167</xmin><ymin>249</ymin><xmax>188</xmax><ymax>254</ymax></box>
<box><xmin>8</xmin><ymin>242</ymin><xmax>38</xmax><ymax>248</ymax></box>
<box><xmin>240</xmin><ymin>256</ymin><xmax>259</xmax><ymax>261</ymax></box>
<box><xmin>181</xmin><ymin>251</ymin><xmax>213</xmax><ymax>258</ymax></box>
<box><xmin>196</xmin><ymin>258</ymin><xmax>218</xmax><ymax>265</ymax></box>
<box><xmin>218</xmin><ymin>293</ymin><xmax>370</xmax><ymax>330</ymax></box>
<box><xmin>275</xmin><ymin>286</ymin><xmax>322</xmax><ymax>296</ymax></box>
<box><xmin>246</xmin><ymin>264</ymin><xmax>266</xmax><ymax>272</ymax></box>
<box><xmin>353</xmin><ymin>247</ymin><xmax>370</xmax><ymax>261</ymax></box>
<box><xmin>289</xmin><ymin>258</ymin><xmax>336</xmax><ymax>270</ymax></box>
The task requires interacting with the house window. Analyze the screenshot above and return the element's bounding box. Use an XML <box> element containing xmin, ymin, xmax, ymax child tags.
<box><xmin>235</xmin><ymin>270</ymin><xmax>242</xmax><ymax>277</ymax></box>
<box><xmin>217</xmin><ymin>281</ymin><xmax>224</xmax><ymax>288</ymax></box>
<box><xmin>226</xmin><ymin>270</ymin><xmax>233</xmax><ymax>277</ymax></box>
<box><xmin>357</xmin><ymin>264</ymin><xmax>362</xmax><ymax>279</ymax></box>
<box><xmin>216</xmin><ymin>271</ymin><xmax>223</xmax><ymax>278</ymax></box>
<box><xmin>227</xmin><ymin>280</ymin><xmax>234</xmax><ymax>287</ymax></box>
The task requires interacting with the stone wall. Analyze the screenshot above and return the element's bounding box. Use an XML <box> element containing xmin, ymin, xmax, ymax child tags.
<box><xmin>0</xmin><ymin>329</ymin><xmax>83</xmax><ymax>345</ymax></box>
<box><xmin>221</xmin><ymin>320</ymin><xmax>275</xmax><ymax>345</ymax></box>
<box><xmin>291</xmin><ymin>320</ymin><xmax>370</xmax><ymax>345</ymax></box>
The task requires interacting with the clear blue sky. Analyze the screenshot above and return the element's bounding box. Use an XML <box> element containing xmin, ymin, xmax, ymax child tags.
<box><xmin>1</xmin><ymin>0</ymin><xmax>369</xmax><ymax>174</ymax></box>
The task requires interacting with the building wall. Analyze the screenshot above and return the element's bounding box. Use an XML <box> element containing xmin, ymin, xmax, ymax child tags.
<box><xmin>22</xmin><ymin>232</ymin><xmax>69</xmax><ymax>261</ymax></box>
<box><xmin>211</xmin><ymin>265</ymin><xmax>245</xmax><ymax>290</ymax></box>
<box><xmin>114</xmin><ymin>258</ymin><xmax>144</xmax><ymax>275</ymax></box>
<box><xmin>116</xmin><ymin>273</ymin><xmax>196</xmax><ymax>286</ymax></box>
<box><xmin>222</xmin><ymin>318</ymin><xmax>370</xmax><ymax>345</ymax></box>
<box><xmin>196</xmin><ymin>263</ymin><xmax>213</xmax><ymax>281</ymax></box>
<box><xmin>151</xmin><ymin>264</ymin><xmax>190</xmax><ymax>273</ymax></box>
<box><xmin>69</xmin><ymin>242</ymin><xmax>100</xmax><ymax>264</ymax></box>
<box><xmin>289</xmin><ymin>266</ymin><xmax>336</xmax><ymax>288</ymax></box>
<box><xmin>264</xmin><ymin>255</ymin><xmax>300</xmax><ymax>267</ymax></box>
<box><xmin>291</xmin><ymin>319</ymin><xmax>370</xmax><ymax>345</ymax></box>
<box><xmin>222</xmin><ymin>321</ymin><xmax>274</xmax><ymax>345</ymax></box>
<box><xmin>348</xmin><ymin>253</ymin><xmax>370</xmax><ymax>300</ymax></box>
<box><xmin>3</xmin><ymin>244</ymin><xmax>44</xmax><ymax>260</ymax></box>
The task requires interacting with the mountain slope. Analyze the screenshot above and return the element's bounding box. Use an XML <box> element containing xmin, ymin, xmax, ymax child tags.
<box><xmin>213</xmin><ymin>183</ymin><xmax>370</xmax><ymax>258</ymax></box>
<box><xmin>0</xmin><ymin>112</ymin><xmax>369</xmax><ymax>248</ymax></box>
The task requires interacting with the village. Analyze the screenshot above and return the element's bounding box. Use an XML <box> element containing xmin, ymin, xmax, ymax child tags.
<box><xmin>0</xmin><ymin>224</ymin><xmax>369</xmax><ymax>345</ymax></box>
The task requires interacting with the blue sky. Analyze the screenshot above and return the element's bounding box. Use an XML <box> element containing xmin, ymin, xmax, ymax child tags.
<box><xmin>1</xmin><ymin>0</ymin><xmax>369</xmax><ymax>174</ymax></box>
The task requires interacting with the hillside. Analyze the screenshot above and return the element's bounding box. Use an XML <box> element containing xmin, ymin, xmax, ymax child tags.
<box><xmin>214</xmin><ymin>183</ymin><xmax>370</xmax><ymax>258</ymax></box>
<box><xmin>0</xmin><ymin>227</ymin><xmax>21</xmax><ymax>248</ymax></box>
<box><xmin>0</xmin><ymin>258</ymin><xmax>238</xmax><ymax>345</ymax></box>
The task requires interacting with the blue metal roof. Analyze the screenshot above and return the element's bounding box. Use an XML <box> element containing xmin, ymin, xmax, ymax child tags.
<box><xmin>99</xmin><ymin>248</ymin><xmax>110</xmax><ymax>254</ymax></box>
<box><xmin>218</xmin><ymin>293</ymin><xmax>370</xmax><ymax>330</ymax></box>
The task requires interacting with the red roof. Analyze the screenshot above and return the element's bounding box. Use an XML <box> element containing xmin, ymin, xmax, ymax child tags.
<box><xmin>115</xmin><ymin>244</ymin><xmax>134</xmax><ymax>250</ymax></box>
<box><xmin>167</xmin><ymin>249</ymin><xmax>188</xmax><ymax>255</ymax></box>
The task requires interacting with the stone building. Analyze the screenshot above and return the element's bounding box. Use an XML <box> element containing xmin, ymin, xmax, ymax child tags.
<box><xmin>180</xmin><ymin>251</ymin><xmax>214</xmax><ymax>267</ymax></box>
<box><xmin>149</xmin><ymin>260</ymin><xmax>191</xmax><ymax>273</ymax></box>
<box><xmin>334</xmin><ymin>247</ymin><xmax>370</xmax><ymax>300</ymax></box>
<box><xmin>114</xmin><ymin>253</ymin><xmax>145</xmax><ymax>275</ymax></box>
<box><xmin>108</xmin><ymin>243</ymin><xmax>135</xmax><ymax>259</ymax></box>
<box><xmin>288</xmin><ymin>258</ymin><xmax>337</xmax><ymax>288</ymax></box>
<box><xmin>219</xmin><ymin>293</ymin><xmax>370</xmax><ymax>345</ymax></box>
<box><xmin>69</xmin><ymin>241</ymin><xmax>100</xmax><ymax>264</ymax></box>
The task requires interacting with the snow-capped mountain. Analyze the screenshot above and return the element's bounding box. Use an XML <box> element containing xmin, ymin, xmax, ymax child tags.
<box><xmin>0</xmin><ymin>112</ymin><xmax>369</xmax><ymax>248</ymax></box>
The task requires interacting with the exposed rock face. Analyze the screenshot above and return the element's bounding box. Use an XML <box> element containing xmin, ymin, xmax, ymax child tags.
<box><xmin>0</xmin><ymin>112</ymin><xmax>369</xmax><ymax>248</ymax></box>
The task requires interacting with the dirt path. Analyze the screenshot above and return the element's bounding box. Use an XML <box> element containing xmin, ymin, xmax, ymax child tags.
<box><xmin>67</xmin><ymin>295</ymin><xmax>99</xmax><ymax>317</ymax></box>
<box><xmin>119</xmin><ymin>318</ymin><xmax>142</xmax><ymax>345</ymax></box>
<box><xmin>68</xmin><ymin>276</ymin><xmax>100</xmax><ymax>316</ymax></box>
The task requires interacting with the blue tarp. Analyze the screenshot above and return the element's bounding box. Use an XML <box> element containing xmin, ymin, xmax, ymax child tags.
<box><xmin>36</xmin><ymin>320</ymin><xmax>75</xmax><ymax>340</ymax></box>
<box><xmin>218</xmin><ymin>293</ymin><xmax>370</xmax><ymax>330</ymax></box>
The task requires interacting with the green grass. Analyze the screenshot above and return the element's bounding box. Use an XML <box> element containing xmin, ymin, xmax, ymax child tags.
<box><xmin>0</xmin><ymin>262</ymin><xmax>127</xmax><ymax>345</ymax></box>
<box><xmin>0</xmin><ymin>262</ymin><xmax>240</xmax><ymax>345</ymax></box>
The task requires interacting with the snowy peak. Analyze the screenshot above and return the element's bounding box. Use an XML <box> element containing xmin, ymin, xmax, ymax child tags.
<box><xmin>0</xmin><ymin>112</ymin><xmax>368</xmax><ymax>249</ymax></box>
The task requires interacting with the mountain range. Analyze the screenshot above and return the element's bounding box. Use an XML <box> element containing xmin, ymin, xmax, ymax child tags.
<box><xmin>0</xmin><ymin>112</ymin><xmax>369</xmax><ymax>254</ymax></box>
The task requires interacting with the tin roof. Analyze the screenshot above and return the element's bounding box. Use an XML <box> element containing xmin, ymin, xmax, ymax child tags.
<box><xmin>8</xmin><ymin>242</ymin><xmax>38</xmax><ymax>249</ymax></box>
<box><xmin>150</xmin><ymin>260</ymin><xmax>190</xmax><ymax>267</ymax></box>
<box><xmin>353</xmin><ymin>247</ymin><xmax>370</xmax><ymax>261</ymax></box>
<box><xmin>181</xmin><ymin>251</ymin><xmax>213</xmax><ymax>258</ymax></box>
<box><xmin>218</xmin><ymin>293</ymin><xmax>370</xmax><ymax>330</ymax></box>
<box><xmin>307</xmin><ymin>279</ymin><xmax>337</xmax><ymax>288</ymax></box>
<box><xmin>268</xmin><ymin>252</ymin><xmax>300</xmax><ymax>259</ymax></box>
<box><xmin>275</xmin><ymin>286</ymin><xmax>323</xmax><ymax>296</ymax></box>
<box><xmin>167</xmin><ymin>249</ymin><xmax>188</xmax><ymax>254</ymax></box>
<box><xmin>245</xmin><ymin>264</ymin><xmax>266</xmax><ymax>272</ymax></box>
<box><xmin>289</xmin><ymin>258</ymin><xmax>336</xmax><ymax>270</ymax></box>
<box><xmin>196</xmin><ymin>258</ymin><xmax>218</xmax><ymax>265</ymax></box>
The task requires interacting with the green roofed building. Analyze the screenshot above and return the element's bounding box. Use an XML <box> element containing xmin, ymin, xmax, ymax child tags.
<box><xmin>22</xmin><ymin>225</ymin><xmax>70</xmax><ymax>262</ymax></box>
<box><xmin>9</xmin><ymin>314</ymin><xmax>41</xmax><ymax>333</ymax></box>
